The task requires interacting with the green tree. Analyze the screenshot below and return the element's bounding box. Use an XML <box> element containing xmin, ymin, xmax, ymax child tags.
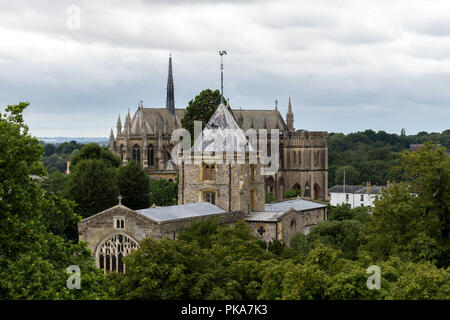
<box><xmin>117</xmin><ymin>162</ymin><xmax>151</xmax><ymax>210</ymax></box>
<box><xmin>44</xmin><ymin>143</ymin><xmax>56</xmax><ymax>156</ymax></box>
<box><xmin>181</xmin><ymin>89</ymin><xmax>230</xmax><ymax>139</ymax></box>
<box><xmin>335</xmin><ymin>166</ymin><xmax>360</xmax><ymax>185</ymax></box>
<box><xmin>285</xmin><ymin>189</ymin><xmax>301</xmax><ymax>199</ymax></box>
<box><xmin>149</xmin><ymin>179</ymin><xmax>178</xmax><ymax>206</ymax></box>
<box><xmin>64</xmin><ymin>159</ymin><xmax>118</xmax><ymax>218</ymax></box>
<box><xmin>40</xmin><ymin>170</ymin><xmax>69</xmax><ymax>196</ymax></box>
<box><xmin>70</xmin><ymin>143</ymin><xmax>120</xmax><ymax>168</ymax></box>
<box><xmin>0</xmin><ymin>102</ymin><xmax>111</xmax><ymax>299</ymax></box>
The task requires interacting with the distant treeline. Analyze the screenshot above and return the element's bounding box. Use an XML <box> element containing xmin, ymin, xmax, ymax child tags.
<box><xmin>328</xmin><ymin>129</ymin><xmax>450</xmax><ymax>187</ymax></box>
<box><xmin>39</xmin><ymin>140</ymin><xmax>85</xmax><ymax>173</ymax></box>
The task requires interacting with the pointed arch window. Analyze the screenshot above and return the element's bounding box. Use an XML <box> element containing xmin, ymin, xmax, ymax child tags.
<box><xmin>148</xmin><ymin>145</ymin><xmax>154</xmax><ymax>167</ymax></box>
<box><xmin>97</xmin><ymin>233</ymin><xmax>138</xmax><ymax>273</ymax></box>
<box><xmin>132</xmin><ymin>147</ymin><xmax>141</xmax><ymax>163</ymax></box>
<box><xmin>202</xmin><ymin>163</ymin><xmax>216</xmax><ymax>181</ymax></box>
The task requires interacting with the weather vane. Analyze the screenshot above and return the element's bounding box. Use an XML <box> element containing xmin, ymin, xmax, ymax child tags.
<box><xmin>219</xmin><ymin>50</ymin><xmax>227</xmax><ymax>104</ymax></box>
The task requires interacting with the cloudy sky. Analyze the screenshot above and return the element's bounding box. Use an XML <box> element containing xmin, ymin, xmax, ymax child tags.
<box><xmin>1</xmin><ymin>0</ymin><xmax>450</xmax><ymax>137</ymax></box>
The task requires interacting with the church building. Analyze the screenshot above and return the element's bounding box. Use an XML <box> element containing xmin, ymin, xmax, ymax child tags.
<box><xmin>108</xmin><ymin>56</ymin><xmax>328</xmax><ymax>201</ymax></box>
<box><xmin>79</xmin><ymin>55</ymin><xmax>328</xmax><ymax>273</ymax></box>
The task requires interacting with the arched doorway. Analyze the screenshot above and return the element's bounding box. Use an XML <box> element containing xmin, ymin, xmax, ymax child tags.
<box><xmin>96</xmin><ymin>233</ymin><xmax>139</xmax><ymax>273</ymax></box>
<box><xmin>314</xmin><ymin>183</ymin><xmax>322</xmax><ymax>200</ymax></box>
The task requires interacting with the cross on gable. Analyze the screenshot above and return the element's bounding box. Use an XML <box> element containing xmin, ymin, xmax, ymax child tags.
<box><xmin>118</xmin><ymin>195</ymin><xmax>123</xmax><ymax>205</ymax></box>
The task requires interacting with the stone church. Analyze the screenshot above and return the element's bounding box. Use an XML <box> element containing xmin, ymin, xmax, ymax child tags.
<box><xmin>80</xmin><ymin>101</ymin><xmax>327</xmax><ymax>273</ymax></box>
<box><xmin>79</xmin><ymin>55</ymin><xmax>328</xmax><ymax>273</ymax></box>
<box><xmin>108</xmin><ymin>56</ymin><xmax>328</xmax><ymax>201</ymax></box>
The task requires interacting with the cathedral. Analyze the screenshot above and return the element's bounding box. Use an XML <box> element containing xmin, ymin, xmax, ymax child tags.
<box><xmin>79</xmin><ymin>55</ymin><xmax>329</xmax><ymax>273</ymax></box>
<box><xmin>108</xmin><ymin>56</ymin><xmax>328</xmax><ymax>201</ymax></box>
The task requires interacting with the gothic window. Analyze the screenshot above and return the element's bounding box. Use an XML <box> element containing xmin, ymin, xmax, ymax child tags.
<box><xmin>290</xmin><ymin>219</ymin><xmax>296</xmax><ymax>229</ymax></box>
<box><xmin>293</xmin><ymin>152</ymin><xmax>296</xmax><ymax>165</ymax></box>
<box><xmin>203</xmin><ymin>163</ymin><xmax>216</xmax><ymax>181</ymax></box>
<box><xmin>298</xmin><ymin>151</ymin><xmax>301</xmax><ymax>166</ymax></box>
<box><xmin>148</xmin><ymin>145</ymin><xmax>154</xmax><ymax>167</ymax></box>
<box><xmin>203</xmin><ymin>190</ymin><xmax>217</xmax><ymax>205</ymax></box>
<box><xmin>132</xmin><ymin>147</ymin><xmax>141</xmax><ymax>163</ymax></box>
<box><xmin>97</xmin><ymin>234</ymin><xmax>138</xmax><ymax>273</ymax></box>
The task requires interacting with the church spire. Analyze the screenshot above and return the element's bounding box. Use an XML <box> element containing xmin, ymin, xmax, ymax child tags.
<box><xmin>166</xmin><ymin>54</ymin><xmax>175</xmax><ymax>115</ymax></box>
<box><xmin>116</xmin><ymin>114</ymin><xmax>122</xmax><ymax>135</ymax></box>
<box><xmin>286</xmin><ymin>97</ymin><xmax>294</xmax><ymax>132</ymax></box>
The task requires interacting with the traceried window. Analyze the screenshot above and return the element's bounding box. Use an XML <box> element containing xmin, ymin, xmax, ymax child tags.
<box><xmin>97</xmin><ymin>234</ymin><xmax>138</xmax><ymax>273</ymax></box>
<box><xmin>132</xmin><ymin>147</ymin><xmax>141</xmax><ymax>163</ymax></box>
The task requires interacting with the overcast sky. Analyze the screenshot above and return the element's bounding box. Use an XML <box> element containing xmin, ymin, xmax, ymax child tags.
<box><xmin>1</xmin><ymin>0</ymin><xmax>450</xmax><ymax>137</ymax></box>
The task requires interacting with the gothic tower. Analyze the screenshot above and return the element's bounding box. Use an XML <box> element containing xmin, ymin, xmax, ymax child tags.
<box><xmin>166</xmin><ymin>55</ymin><xmax>175</xmax><ymax>115</ymax></box>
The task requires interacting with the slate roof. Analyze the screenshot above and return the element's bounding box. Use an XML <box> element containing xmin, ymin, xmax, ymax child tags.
<box><xmin>329</xmin><ymin>185</ymin><xmax>385</xmax><ymax>195</ymax></box>
<box><xmin>136</xmin><ymin>202</ymin><xmax>226</xmax><ymax>222</ymax></box>
<box><xmin>192</xmin><ymin>104</ymin><xmax>254</xmax><ymax>153</ymax></box>
<box><xmin>246</xmin><ymin>211</ymin><xmax>286</xmax><ymax>222</ymax></box>
<box><xmin>265</xmin><ymin>198</ymin><xmax>327</xmax><ymax>212</ymax></box>
<box><xmin>128</xmin><ymin>107</ymin><xmax>286</xmax><ymax>136</ymax></box>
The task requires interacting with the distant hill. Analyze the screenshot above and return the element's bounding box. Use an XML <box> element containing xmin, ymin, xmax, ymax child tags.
<box><xmin>38</xmin><ymin>137</ymin><xmax>109</xmax><ymax>146</ymax></box>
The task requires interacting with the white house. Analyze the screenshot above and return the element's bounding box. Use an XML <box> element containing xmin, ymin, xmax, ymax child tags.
<box><xmin>328</xmin><ymin>182</ymin><xmax>384</xmax><ymax>209</ymax></box>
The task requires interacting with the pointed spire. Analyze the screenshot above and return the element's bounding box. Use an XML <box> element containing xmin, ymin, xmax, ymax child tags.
<box><xmin>275</xmin><ymin>99</ymin><xmax>278</xmax><ymax>111</ymax></box>
<box><xmin>166</xmin><ymin>54</ymin><xmax>175</xmax><ymax>115</ymax></box>
<box><xmin>286</xmin><ymin>97</ymin><xmax>294</xmax><ymax>132</ymax></box>
<box><xmin>109</xmin><ymin>128</ymin><xmax>115</xmax><ymax>152</ymax></box>
<box><xmin>116</xmin><ymin>114</ymin><xmax>122</xmax><ymax>134</ymax></box>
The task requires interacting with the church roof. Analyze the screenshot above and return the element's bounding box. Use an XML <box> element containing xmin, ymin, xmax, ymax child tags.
<box><xmin>125</xmin><ymin>106</ymin><xmax>285</xmax><ymax>136</ymax></box>
<box><xmin>192</xmin><ymin>104</ymin><xmax>253</xmax><ymax>153</ymax></box>
<box><xmin>265</xmin><ymin>198</ymin><xmax>327</xmax><ymax>212</ymax></box>
<box><xmin>134</xmin><ymin>108</ymin><xmax>186</xmax><ymax>135</ymax></box>
<box><xmin>136</xmin><ymin>202</ymin><xmax>226</xmax><ymax>222</ymax></box>
<box><xmin>232</xmin><ymin>109</ymin><xmax>286</xmax><ymax>131</ymax></box>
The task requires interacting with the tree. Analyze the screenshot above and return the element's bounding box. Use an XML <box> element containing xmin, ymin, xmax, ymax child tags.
<box><xmin>302</xmin><ymin>220</ymin><xmax>365</xmax><ymax>260</ymax></box>
<box><xmin>181</xmin><ymin>89</ymin><xmax>230</xmax><ymax>139</ymax></box>
<box><xmin>364</xmin><ymin>143</ymin><xmax>450</xmax><ymax>267</ymax></box>
<box><xmin>149</xmin><ymin>179</ymin><xmax>178</xmax><ymax>206</ymax></box>
<box><xmin>0</xmin><ymin>102</ymin><xmax>111</xmax><ymax>299</ymax></box>
<box><xmin>117</xmin><ymin>162</ymin><xmax>151</xmax><ymax>210</ymax></box>
<box><xmin>64</xmin><ymin>159</ymin><xmax>118</xmax><ymax>218</ymax></box>
<box><xmin>70</xmin><ymin>143</ymin><xmax>120</xmax><ymax>168</ymax></box>
<box><xmin>285</xmin><ymin>189</ymin><xmax>301</xmax><ymax>199</ymax></box>
<box><xmin>44</xmin><ymin>143</ymin><xmax>56</xmax><ymax>156</ymax></box>
<box><xmin>40</xmin><ymin>170</ymin><xmax>69</xmax><ymax>196</ymax></box>
<box><xmin>327</xmin><ymin>203</ymin><xmax>353</xmax><ymax>221</ymax></box>
<box><xmin>335</xmin><ymin>166</ymin><xmax>360</xmax><ymax>185</ymax></box>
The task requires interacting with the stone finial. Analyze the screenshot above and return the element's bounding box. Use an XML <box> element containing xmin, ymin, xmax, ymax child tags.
<box><xmin>118</xmin><ymin>195</ymin><xmax>123</xmax><ymax>205</ymax></box>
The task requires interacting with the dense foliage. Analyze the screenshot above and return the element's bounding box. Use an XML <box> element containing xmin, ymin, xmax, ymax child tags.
<box><xmin>328</xmin><ymin>129</ymin><xmax>450</xmax><ymax>186</ymax></box>
<box><xmin>0</xmin><ymin>103</ymin><xmax>113</xmax><ymax>299</ymax></box>
<box><xmin>40</xmin><ymin>140</ymin><xmax>85</xmax><ymax>173</ymax></box>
